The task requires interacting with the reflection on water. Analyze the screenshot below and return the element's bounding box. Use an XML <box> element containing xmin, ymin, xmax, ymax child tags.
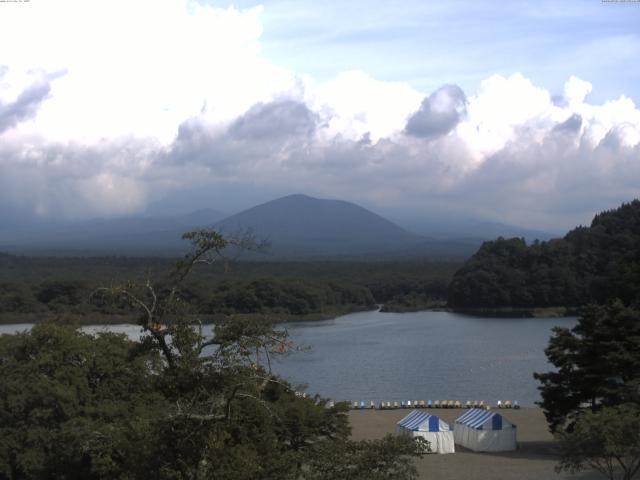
<box><xmin>0</xmin><ymin>310</ymin><xmax>575</xmax><ymax>405</ymax></box>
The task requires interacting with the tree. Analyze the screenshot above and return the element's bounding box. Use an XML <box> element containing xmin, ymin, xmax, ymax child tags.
<box><xmin>0</xmin><ymin>319</ymin><xmax>167</xmax><ymax>479</ymax></box>
<box><xmin>448</xmin><ymin>199</ymin><xmax>640</xmax><ymax>309</ymax></box>
<box><xmin>0</xmin><ymin>229</ymin><xmax>423</xmax><ymax>479</ymax></box>
<box><xmin>305</xmin><ymin>435</ymin><xmax>428</xmax><ymax>480</ymax></box>
<box><xmin>555</xmin><ymin>404</ymin><xmax>640</xmax><ymax>480</ymax></box>
<box><xmin>534</xmin><ymin>301</ymin><xmax>640</xmax><ymax>433</ymax></box>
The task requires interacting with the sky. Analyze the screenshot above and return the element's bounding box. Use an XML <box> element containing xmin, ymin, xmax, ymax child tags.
<box><xmin>0</xmin><ymin>0</ymin><xmax>639</xmax><ymax>231</ymax></box>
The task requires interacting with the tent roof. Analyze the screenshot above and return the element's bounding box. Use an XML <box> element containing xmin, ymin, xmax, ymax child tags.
<box><xmin>455</xmin><ymin>409</ymin><xmax>514</xmax><ymax>431</ymax></box>
<box><xmin>397</xmin><ymin>410</ymin><xmax>450</xmax><ymax>432</ymax></box>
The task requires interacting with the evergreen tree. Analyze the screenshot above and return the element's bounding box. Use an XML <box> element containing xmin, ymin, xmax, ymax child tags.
<box><xmin>534</xmin><ymin>301</ymin><xmax>640</xmax><ymax>432</ymax></box>
<box><xmin>449</xmin><ymin>199</ymin><xmax>640</xmax><ymax>309</ymax></box>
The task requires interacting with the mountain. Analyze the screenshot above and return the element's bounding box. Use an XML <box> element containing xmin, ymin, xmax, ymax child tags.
<box><xmin>214</xmin><ymin>194</ymin><xmax>423</xmax><ymax>257</ymax></box>
<box><xmin>0</xmin><ymin>194</ymin><xmax>503</xmax><ymax>259</ymax></box>
<box><xmin>0</xmin><ymin>209</ymin><xmax>226</xmax><ymax>255</ymax></box>
<box><xmin>448</xmin><ymin>199</ymin><xmax>640</xmax><ymax>309</ymax></box>
<box><xmin>394</xmin><ymin>214</ymin><xmax>556</xmax><ymax>242</ymax></box>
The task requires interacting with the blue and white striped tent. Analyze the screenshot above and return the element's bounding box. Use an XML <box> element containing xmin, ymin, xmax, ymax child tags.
<box><xmin>454</xmin><ymin>409</ymin><xmax>516</xmax><ymax>452</ymax></box>
<box><xmin>396</xmin><ymin>410</ymin><xmax>455</xmax><ymax>454</ymax></box>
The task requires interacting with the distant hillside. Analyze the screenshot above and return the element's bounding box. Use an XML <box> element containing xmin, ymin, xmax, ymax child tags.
<box><xmin>448</xmin><ymin>200</ymin><xmax>640</xmax><ymax>309</ymax></box>
<box><xmin>0</xmin><ymin>209</ymin><xmax>226</xmax><ymax>255</ymax></box>
<box><xmin>0</xmin><ymin>194</ymin><xmax>490</xmax><ymax>259</ymax></box>
<box><xmin>398</xmin><ymin>215</ymin><xmax>555</xmax><ymax>242</ymax></box>
<box><xmin>215</xmin><ymin>194</ymin><xmax>423</xmax><ymax>257</ymax></box>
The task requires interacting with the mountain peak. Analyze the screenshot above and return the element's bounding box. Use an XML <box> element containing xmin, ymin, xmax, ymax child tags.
<box><xmin>215</xmin><ymin>194</ymin><xmax>419</xmax><ymax>257</ymax></box>
<box><xmin>280</xmin><ymin>193</ymin><xmax>314</xmax><ymax>200</ymax></box>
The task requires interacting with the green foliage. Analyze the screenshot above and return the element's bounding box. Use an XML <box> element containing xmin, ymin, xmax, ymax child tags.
<box><xmin>0</xmin><ymin>253</ymin><xmax>458</xmax><ymax>323</ymax></box>
<box><xmin>0</xmin><ymin>231</ymin><xmax>423</xmax><ymax>479</ymax></box>
<box><xmin>305</xmin><ymin>435</ymin><xmax>424</xmax><ymax>480</ymax></box>
<box><xmin>0</xmin><ymin>319</ymin><xmax>167</xmax><ymax>479</ymax></box>
<box><xmin>534</xmin><ymin>301</ymin><xmax>640</xmax><ymax>433</ymax></box>
<box><xmin>206</xmin><ymin>278</ymin><xmax>375</xmax><ymax>315</ymax></box>
<box><xmin>449</xmin><ymin>199</ymin><xmax>640</xmax><ymax>309</ymax></box>
<box><xmin>0</xmin><ymin>282</ymin><xmax>40</xmax><ymax>314</ymax></box>
<box><xmin>368</xmin><ymin>273</ymin><xmax>450</xmax><ymax>312</ymax></box>
<box><xmin>556</xmin><ymin>404</ymin><xmax>640</xmax><ymax>480</ymax></box>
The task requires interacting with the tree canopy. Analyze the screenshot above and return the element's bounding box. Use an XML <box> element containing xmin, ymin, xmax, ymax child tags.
<box><xmin>0</xmin><ymin>252</ymin><xmax>457</xmax><ymax>324</ymax></box>
<box><xmin>534</xmin><ymin>301</ymin><xmax>640</xmax><ymax>433</ymax></box>
<box><xmin>0</xmin><ymin>230</ymin><xmax>423</xmax><ymax>479</ymax></box>
<box><xmin>555</xmin><ymin>404</ymin><xmax>640</xmax><ymax>480</ymax></box>
<box><xmin>449</xmin><ymin>200</ymin><xmax>640</xmax><ymax>309</ymax></box>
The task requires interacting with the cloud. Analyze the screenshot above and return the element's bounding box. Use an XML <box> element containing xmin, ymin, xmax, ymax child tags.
<box><xmin>308</xmin><ymin>70</ymin><xmax>423</xmax><ymax>141</ymax></box>
<box><xmin>148</xmin><ymin>72</ymin><xmax>639</xmax><ymax>231</ymax></box>
<box><xmin>0</xmin><ymin>1</ymin><xmax>639</xmax><ymax>230</ymax></box>
<box><xmin>2</xmin><ymin>71</ymin><xmax>640</xmax><ymax>230</ymax></box>
<box><xmin>0</xmin><ymin>136</ymin><xmax>154</xmax><ymax>219</ymax></box>
<box><xmin>229</xmin><ymin>100</ymin><xmax>317</xmax><ymax>140</ymax></box>
<box><xmin>554</xmin><ymin>113</ymin><xmax>582</xmax><ymax>132</ymax></box>
<box><xmin>0</xmin><ymin>0</ymin><xmax>296</xmax><ymax>144</ymax></box>
<box><xmin>404</xmin><ymin>84</ymin><xmax>467</xmax><ymax>138</ymax></box>
<box><xmin>564</xmin><ymin>76</ymin><xmax>592</xmax><ymax>107</ymax></box>
<box><xmin>0</xmin><ymin>70</ymin><xmax>62</xmax><ymax>134</ymax></box>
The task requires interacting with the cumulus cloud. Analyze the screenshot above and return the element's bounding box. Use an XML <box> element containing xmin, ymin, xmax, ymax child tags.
<box><xmin>554</xmin><ymin>113</ymin><xmax>582</xmax><ymax>132</ymax></box>
<box><xmin>229</xmin><ymin>100</ymin><xmax>317</xmax><ymax>140</ymax></box>
<box><xmin>148</xmin><ymin>72</ymin><xmax>638</xmax><ymax>230</ymax></box>
<box><xmin>0</xmin><ymin>70</ymin><xmax>62</xmax><ymax>134</ymax></box>
<box><xmin>0</xmin><ymin>1</ymin><xmax>639</xmax><ymax>230</ymax></box>
<box><xmin>308</xmin><ymin>70</ymin><xmax>423</xmax><ymax>141</ymax></box>
<box><xmin>404</xmin><ymin>85</ymin><xmax>467</xmax><ymax>138</ymax></box>
<box><xmin>564</xmin><ymin>76</ymin><xmax>593</xmax><ymax>107</ymax></box>
<box><xmin>0</xmin><ymin>0</ymin><xmax>297</xmax><ymax>144</ymax></box>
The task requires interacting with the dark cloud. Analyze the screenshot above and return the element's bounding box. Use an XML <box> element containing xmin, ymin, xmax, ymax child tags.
<box><xmin>228</xmin><ymin>100</ymin><xmax>317</xmax><ymax>140</ymax></box>
<box><xmin>404</xmin><ymin>84</ymin><xmax>466</xmax><ymax>138</ymax></box>
<box><xmin>0</xmin><ymin>135</ymin><xmax>156</xmax><ymax>220</ymax></box>
<box><xmin>597</xmin><ymin>125</ymin><xmax>633</xmax><ymax>150</ymax></box>
<box><xmin>0</xmin><ymin>71</ymin><xmax>63</xmax><ymax>134</ymax></box>
<box><xmin>166</xmin><ymin>99</ymin><xmax>321</xmax><ymax>177</ymax></box>
<box><xmin>440</xmin><ymin>129</ymin><xmax>640</xmax><ymax>229</ymax></box>
<box><xmin>554</xmin><ymin>113</ymin><xmax>582</xmax><ymax>132</ymax></box>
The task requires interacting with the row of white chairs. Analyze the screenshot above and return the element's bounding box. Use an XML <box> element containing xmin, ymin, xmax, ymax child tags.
<box><xmin>348</xmin><ymin>399</ymin><xmax>521</xmax><ymax>410</ymax></box>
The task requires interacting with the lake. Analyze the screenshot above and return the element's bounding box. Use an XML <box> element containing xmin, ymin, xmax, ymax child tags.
<box><xmin>0</xmin><ymin>310</ymin><xmax>576</xmax><ymax>405</ymax></box>
<box><xmin>275</xmin><ymin>310</ymin><xmax>576</xmax><ymax>406</ymax></box>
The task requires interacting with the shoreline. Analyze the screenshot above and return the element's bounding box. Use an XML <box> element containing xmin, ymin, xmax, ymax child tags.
<box><xmin>0</xmin><ymin>303</ymin><xmax>580</xmax><ymax>327</ymax></box>
<box><xmin>0</xmin><ymin>305</ymin><xmax>377</xmax><ymax>326</ymax></box>
<box><xmin>450</xmin><ymin>306</ymin><xmax>581</xmax><ymax>318</ymax></box>
<box><xmin>348</xmin><ymin>408</ymin><xmax>600</xmax><ymax>480</ymax></box>
<box><xmin>381</xmin><ymin>305</ymin><xmax>580</xmax><ymax>318</ymax></box>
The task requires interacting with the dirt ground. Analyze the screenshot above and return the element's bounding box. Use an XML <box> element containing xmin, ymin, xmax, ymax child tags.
<box><xmin>348</xmin><ymin>408</ymin><xmax>603</xmax><ymax>480</ymax></box>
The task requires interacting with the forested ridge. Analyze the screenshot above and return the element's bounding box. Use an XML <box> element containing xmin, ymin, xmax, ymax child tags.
<box><xmin>0</xmin><ymin>255</ymin><xmax>456</xmax><ymax>323</ymax></box>
<box><xmin>448</xmin><ymin>200</ymin><xmax>640</xmax><ymax>309</ymax></box>
<box><xmin>4</xmin><ymin>199</ymin><xmax>640</xmax><ymax>319</ymax></box>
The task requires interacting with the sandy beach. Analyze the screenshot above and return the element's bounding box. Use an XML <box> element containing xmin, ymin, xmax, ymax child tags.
<box><xmin>348</xmin><ymin>408</ymin><xmax>602</xmax><ymax>480</ymax></box>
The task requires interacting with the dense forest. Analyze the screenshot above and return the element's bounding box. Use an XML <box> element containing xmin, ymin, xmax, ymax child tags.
<box><xmin>0</xmin><ymin>254</ymin><xmax>457</xmax><ymax>324</ymax></box>
<box><xmin>448</xmin><ymin>200</ymin><xmax>640</xmax><ymax>310</ymax></box>
<box><xmin>4</xmin><ymin>199</ymin><xmax>640</xmax><ymax>322</ymax></box>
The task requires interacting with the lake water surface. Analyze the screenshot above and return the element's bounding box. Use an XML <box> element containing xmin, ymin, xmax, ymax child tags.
<box><xmin>274</xmin><ymin>310</ymin><xmax>576</xmax><ymax>406</ymax></box>
<box><xmin>0</xmin><ymin>310</ymin><xmax>576</xmax><ymax>405</ymax></box>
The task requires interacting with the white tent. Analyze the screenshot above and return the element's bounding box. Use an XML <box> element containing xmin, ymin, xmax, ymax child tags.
<box><xmin>396</xmin><ymin>410</ymin><xmax>455</xmax><ymax>454</ymax></box>
<box><xmin>453</xmin><ymin>409</ymin><xmax>517</xmax><ymax>452</ymax></box>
